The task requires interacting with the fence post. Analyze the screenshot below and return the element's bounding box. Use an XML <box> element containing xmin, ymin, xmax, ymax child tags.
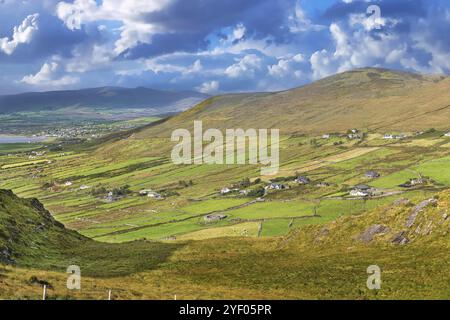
<box><xmin>42</xmin><ymin>285</ymin><xmax>47</xmax><ymax>301</ymax></box>
<box><xmin>108</xmin><ymin>290</ymin><xmax>112</xmax><ymax>301</ymax></box>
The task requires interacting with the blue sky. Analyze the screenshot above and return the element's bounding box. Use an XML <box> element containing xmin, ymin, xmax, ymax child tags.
<box><xmin>1</xmin><ymin>0</ymin><xmax>450</xmax><ymax>94</ymax></box>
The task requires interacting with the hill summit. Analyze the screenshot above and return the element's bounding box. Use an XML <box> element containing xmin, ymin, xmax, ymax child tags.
<box><xmin>139</xmin><ymin>68</ymin><xmax>450</xmax><ymax>136</ymax></box>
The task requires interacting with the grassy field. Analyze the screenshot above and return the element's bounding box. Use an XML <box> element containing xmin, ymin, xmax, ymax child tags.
<box><xmin>1</xmin><ymin>126</ymin><xmax>448</xmax><ymax>243</ymax></box>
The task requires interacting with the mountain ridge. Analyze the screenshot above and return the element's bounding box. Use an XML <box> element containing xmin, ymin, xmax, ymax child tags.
<box><xmin>0</xmin><ymin>86</ymin><xmax>209</xmax><ymax>114</ymax></box>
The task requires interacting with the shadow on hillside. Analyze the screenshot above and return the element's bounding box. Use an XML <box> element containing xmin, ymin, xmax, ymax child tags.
<box><xmin>28</xmin><ymin>240</ymin><xmax>186</xmax><ymax>278</ymax></box>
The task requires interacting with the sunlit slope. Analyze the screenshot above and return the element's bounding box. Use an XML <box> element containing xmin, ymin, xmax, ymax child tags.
<box><xmin>134</xmin><ymin>68</ymin><xmax>450</xmax><ymax>137</ymax></box>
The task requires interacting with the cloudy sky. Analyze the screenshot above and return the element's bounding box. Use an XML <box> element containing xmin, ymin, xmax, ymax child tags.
<box><xmin>1</xmin><ymin>0</ymin><xmax>449</xmax><ymax>94</ymax></box>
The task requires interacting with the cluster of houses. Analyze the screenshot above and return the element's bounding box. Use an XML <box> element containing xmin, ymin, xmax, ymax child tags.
<box><xmin>220</xmin><ymin>175</ymin><xmax>331</xmax><ymax>196</ymax></box>
<box><xmin>399</xmin><ymin>174</ymin><xmax>429</xmax><ymax>188</ymax></box>
<box><xmin>347</xmin><ymin>129</ymin><xmax>362</xmax><ymax>140</ymax></box>
<box><xmin>349</xmin><ymin>184</ymin><xmax>374</xmax><ymax>197</ymax></box>
<box><xmin>322</xmin><ymin>129</ymin><xmax>362</xmax><ymax>140</ymax></box>
<box><xmin>383</xmin><ymin>133</ymin><xmax>407</xmax><ymax>140</ymax></box>
<box><xmin>62</xmin><ymin>181</ymin><xmax>91</xmax><ymax>190</ymax></box>
<box><xmin>28</xmin><ymin>151</ymin><xmax>46</xmax><ymax>160</ymax></box>
<box><xmin>265</xmin><ymin>176</ymin><xmax>313</xmax><ymax>191</ymax></box>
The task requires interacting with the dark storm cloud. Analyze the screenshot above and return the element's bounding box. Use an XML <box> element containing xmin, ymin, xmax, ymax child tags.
<box><xmin>124</xmin><ymin>0</ymin><xmax>296</xmax><ymax>58</ymax></box>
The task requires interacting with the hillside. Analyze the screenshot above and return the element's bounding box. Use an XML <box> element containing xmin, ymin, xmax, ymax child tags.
<box><xmin>0</xmin><ymin>189</ymin><xmax>449</xmax><ymax>299</ymax></box>
<box><xmin>137</xmin><ymin>68</ymin><xmax>450</xmax><ymax>137</ymax></box>
<box><xmin>0</xmin><ymin>87</ymin><xmax>208</xmax><ymax>114</ymax></box>
<box><xmin>0</xmin><ymin>189</ymin><xmax>86</xmax><ymax>265</ymax></box>
<box><xmin>0</xmin><ymin>189</ymin><xmax>180</xmax><ymax>277</ymax></box>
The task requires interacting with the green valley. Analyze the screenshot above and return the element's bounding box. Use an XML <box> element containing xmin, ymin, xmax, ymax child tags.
<box><xmin>0</xmin><ymin>68</ymin><xmax>449</xmax><ymax>300</ymax></box>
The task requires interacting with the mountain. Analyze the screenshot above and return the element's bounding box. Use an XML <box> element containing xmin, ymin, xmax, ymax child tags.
<box><xmin>0</xmin><ymin>87</ymin><xmax>208</xmax><ymax>114</ymax></box>
<box><xmin>138</xmin><ymin>68</ymin><xmax>450</xmax><ymax>137</ymax></box>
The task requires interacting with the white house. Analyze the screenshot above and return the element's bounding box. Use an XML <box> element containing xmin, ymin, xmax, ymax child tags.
<box><xmin>445</xmin><ymin>132</ymin><xmax>450</xmax><ymax>137</ymax></box>
<box><xmin>350</xmin><ymin>190</ymin><xmax>369</xmax><ymax>197</ymax></box>
<box><xmin>79</xmin><ymin>185</ymin><xmax>90</xmax><ymax>190</ymax></box>
<box><xmin>147</xmin><ymin>191</ymin><xmax>164</xmax><ymax>200</ymax></box>
<box><xmin>322</xmin><ymin>134</ymin><xmax>330</xmax><ymax>139</ymax></box>
<box><xmin>267</xmin><ymin>183</ymin><xmax>286</xmax><ymax>190</ymax></box>
<box><xmin>221</xmin><ymin>187</ymin><xmax>231</xmax><ymax>194</ymax></box>
<box><xmin>139</xmin><ymin>189</ymin><xmax>153</xmax><ymax>196</ymax></box>
<box><xmin>64</xmin><ymin>181</ymin><xmax>73</xmax><ymax>187</ymax></box>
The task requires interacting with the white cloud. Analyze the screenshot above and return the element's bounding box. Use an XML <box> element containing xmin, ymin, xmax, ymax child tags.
<box><xmin>268</xmin><ymin>54</ymin><xmax>305</xmax><ymax>79</ymax></box>
<box><xmin>21</xmin><ymin>59</ymin><xmax>79</xmax><ymax>87</ymax></box>
<box><xmin>349</xmin><ymin>12</ymin><xmax>399</xmax><ymax>32</ymax></box>
<box><xmin>225</xmin><ymin>54</ymin><xmax>262</xmax><ymax>78</ymax></box>
<box><xmin>197</xmin><ymin>80</ymin><xmax>219</xmax><ymax>94</ymax></box>
<box><xmin>66</xmin><ymin>44</ymin><xmax>115</xmax><ymax>73</ymax></box>
<box><xmin>310</xmin><ymin>22</ymin><xmax>407</xmax><ymax>79</ymax></box>
<box><xmin>145</xmin><ymin>59</ymin><xmax>203</xmax><ymax>75</ymax></box>
<box><xmin>56</xmin><ymin>0</ymin><xmax>172</xmax><ymax>55</ymax></box>
<box><xmin>0</xmin><ymin>14</ymin><xmax>39</xmax><ymax>55</ymax></box>
<box><xmin>289</xmin><ymin>0</ymin><xmax>325</xmax><ymax>33</ymax></box>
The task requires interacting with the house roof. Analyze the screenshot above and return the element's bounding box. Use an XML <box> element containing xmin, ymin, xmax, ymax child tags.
<box><xmin>355</xmin><ymin>184</ymin><xmax>371</xmax><ymax>190</ymax></box>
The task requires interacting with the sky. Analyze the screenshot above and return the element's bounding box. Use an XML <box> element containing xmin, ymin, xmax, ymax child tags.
<box><xmin>1</xmin><ymin>0</ymin><xmax>450</xmax><ymax>95</ymax></box>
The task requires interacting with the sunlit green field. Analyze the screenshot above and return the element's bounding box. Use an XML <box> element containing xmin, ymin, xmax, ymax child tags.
<box><xmin>1</xmin><ymin>128</ymin><xmax>448</xmax><ymax>244</ymax></box>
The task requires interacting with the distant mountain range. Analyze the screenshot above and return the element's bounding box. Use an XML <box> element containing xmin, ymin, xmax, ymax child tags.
<box><xmin>0</xmin><ymin>87</ymin><xmax>208</xmax><ymax>114</ymax></box>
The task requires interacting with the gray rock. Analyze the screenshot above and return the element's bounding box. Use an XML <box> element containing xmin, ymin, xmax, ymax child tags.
<box><xmin>406</xmin><ymin>199</ymin><xmax>438</xmax><ymax>228</ymax></box>
<box><xmin>393</xmin><ymin>198</ymin><xmax>411</xmax><ymax>206</ymax></box>
<box><xmin>392</xmin><ymin>231</ymin><xmax>409</xmax><ymax>245</ymax></box>
<box><xmin>0</xmin><ymin>246</ymin><xmax>14</xmax><ymax>264</ymax></box>
<box><xmin>358</xmin><ymin>224</ymin><xmax>390</xmax><ymax>243</ymax></box>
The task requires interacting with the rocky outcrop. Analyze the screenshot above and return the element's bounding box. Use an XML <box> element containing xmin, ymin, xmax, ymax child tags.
<box><xmin>406</xmin><ymin>199</ymin><xmax>438</xmax><ymax>228</ymax></box>
<box><xmin>0</xmin><ymin>246</ymin><xmax>14</xmax><ymax>264</ymax></box>
<box><xmin>391</xmin><ymin>231</ymin><xmax>409</xmax><ymax>245</ymax></box>
<box><xmin>357</xmin><ymin>225</ymin><xmax>390</xmax><ymax>243</ymax></box>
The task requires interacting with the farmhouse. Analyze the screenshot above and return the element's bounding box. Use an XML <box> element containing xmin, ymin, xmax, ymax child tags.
<box><xmin>295</xmin><ymin>176</ymin><xmax>311</xmax><ymax>184</ymax></box>
<box><xmin>79</xmin><ymin>185</ymin><xmax>90</xmax><ymax>190</ymax></box>
<box><xmin>350</xmin><ymin>184</ymin><xmax>373</xmax><ymax>197</ymax></box>
<box><xmin>64</xmin><ymin>181</ymin><xmax>73</xmax><ymax>187</ymax></box>
<box><xmin>221</xmin><ymin>187</ymin><xmax>231</xmax><ymax>194</ymax></box>
<box><xmin>106</xmin><ymin>191</ymin><xmax>114</xmax><ymax>202</ymax></box>
<box><xmin>316</xmin><ymin>182</ymin><xmax>330</xmax><ymax>187</ymax></box>
<box><xmin>348</xmin><ymin>133</ymin><xmax>361</xmax><ymax>139</ymax></box>
<box><xmin>204</xmin><ymin>214</ymin><xmax>227</xmax><ymax>223</ymax></box>
<box><xmin>365</xmin><ymin>171</ymin><xmax>380</xmax><ymax>178</ymax></box>
<box><xmin>139</xmin><ymin>189</ymin><xmax>153</xmax><ymax>196</ymax></box>
<box><xmin>239</xmin><ymin>190</ymin><xmax>249</xmax><ymax>196</ymax></box>
<box><xmin>445</xmin><ymin>132</ymin><xmax>450</xmax><ymax>137</ymax></box>
<box><xmin>322</xmin><ymin>134</ymin><xmax>331</xmax><ymax>139</ymax></box>
<box><xmin>147</xmin><ymin>192</ymin><xmax>164</xmax><ymax>200</ymax></box>
<box><xmin>266</xmin><ymin>183</ymin><xmax>286</xmax><ymax>190</ymax></box>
